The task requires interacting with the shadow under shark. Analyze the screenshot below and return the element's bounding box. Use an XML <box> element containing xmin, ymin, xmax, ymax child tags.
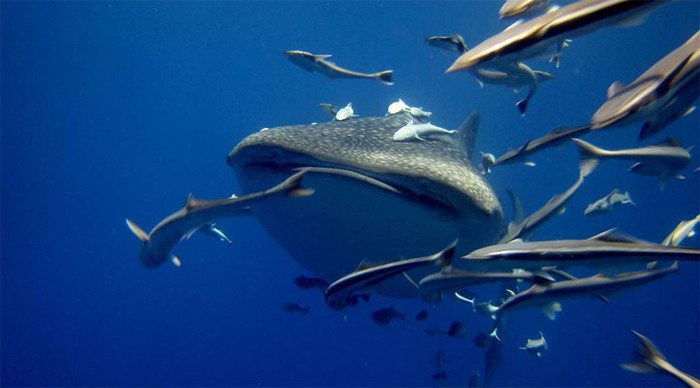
<box><xmin>129</xmin><ymin>111</ymin><xmax>504</xmax><ymax>298</ymax></box>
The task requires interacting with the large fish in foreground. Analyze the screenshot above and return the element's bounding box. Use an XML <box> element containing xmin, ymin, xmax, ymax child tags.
<box><xmin>591</xmin><ymin>31</ymin><xmax>700</xmax><ymax>139</ymax></box>
<box><xmin>446</xmin><ymin>0</ymin><xmax>668</xmax><ymax>72</ymax></box>
<box><xmin>126</xmin><ymin>111</ymin><xmax>504</xmax><ymax>300</ymax></box>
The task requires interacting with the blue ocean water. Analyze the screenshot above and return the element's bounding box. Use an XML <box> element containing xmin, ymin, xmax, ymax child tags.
<box><xmin>1</xmin><ymin>1</ymin><xmax>698</xmax><ymax>386</ymax></box>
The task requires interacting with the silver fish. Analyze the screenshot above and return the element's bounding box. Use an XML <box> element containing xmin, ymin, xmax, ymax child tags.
<box><xmin>425</xmin><ymin>34</ymin><xmax>468</xmax><ymax>53</ymax></box>
<box><xmin>283</xmin><ymin>50</ymin><xmax>393</xmax><ymax>85</ymax></box>
<box><xmin>519</xmin><ymin>331</ymin><xmax>548</xmax><ymax>357</ymax></box>
<box><xmin>325</xmin><ymin>240</ymin><xmax>456</xmax><ymax>309</ymax></box>
<box><xmin>622</xmin><ymin>331</ymin><xmax>700</xmax><ymax>388</ymax></box>
<box><xmin>490</xmin><ymin>124</ymin><xmax>592</xmax><ymax>168</ymax></box>
<box><xmin>200</xmin><ymin>223</ymin><xmax>233</xmax><ymax>244</ymax></box>
<box><xmin>584</xmin><ymin>189</ymin><xmax>636</xmax><ymax>216</ymax></box>
<box><xmin>572</xmin><ymin>137</ymin><xmax>691</xmax><ymax>186</ymax></box>
<box><xmin>463</xmin><ymin>229</ymin><xmax>700</xmax><ymax>273</ymax></box>
<box><xmin>392</xmin><ymin>120</ymin><xmax>457</xmax><ymax>142</ymax></box>
<box><xmin>334</xmin><ymin>103</ymin><xmax>357</xmax><ymax>121</ymax></box>
<box><xmin>591</xmin><ymin>31</ymin><xmax>699</xmax><ymax>139</ymax></box>
<box><xmin>447</xmin><ymin>0</ymin><xmax>668</xmax><ymax>72</ymax></box>
<box><xmin>662</xmin><ymin>214</ymin><xmax>700</xmax><ymax>246</ymax></box>
<box><xmin>495</xmin><ymin>262</ymin><xmax>678</xmax><ymax>319</ymax></box>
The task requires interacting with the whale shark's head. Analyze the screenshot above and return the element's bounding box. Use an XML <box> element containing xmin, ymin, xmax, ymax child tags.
<box><xmin>227</xmin><ymin>111</ymin><xmax>503</xmax><ymax>297</ymax></box>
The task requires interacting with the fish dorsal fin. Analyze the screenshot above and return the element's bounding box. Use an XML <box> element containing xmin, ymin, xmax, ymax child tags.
<box><xmin>314</xmin><ymin>54</ymin><xmax>332</xmax><ymax>61</ymax></box>
<box><xmin>607</xmin><ymin>81</ymin><xmax>626</xmax><ymax>98</ymax></box>
<box><xmin>506</xmin><ymin>189</ymin><xmax>525</xmax><ymax>224</ymax></box>
<box><xmin>518</xmin><ymin>139</ymin><xmax>531</xmax><ymax>155</ymax></box>
<box><xmin>456</xmin><ymin>111</ymin><xmax>480</xmax><ymax>160</ymax></box>
<box><xmin>588</xmin><ymin>228</ymin><xmax>646</xmax><ymax>244</ymax></box>
<box><xmin>504</xmin><ymin>19</ymin><xmax>523</xmax><ymax>31</ymax></box>
<box><xmin>185</xmin><ymin>194</ymin><xmax>202</xmax><ymax>210</ymax></box>
<box><xmin>656</xmin><ymin>137</ymin><xmax>681</xmax><ymax>147</ymax></box>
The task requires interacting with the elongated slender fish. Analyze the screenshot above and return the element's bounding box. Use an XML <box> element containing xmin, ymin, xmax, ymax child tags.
<box><xmin>463</xmin><ymin>229</ymin><xmax>700</xmax><ymax>272</ymax></box>
<box><xmin>572</xmin><ymin>137</ymin><xmax>691</xmax><ymax>186</ymax></box>
<box><xmin>393</xmin><ymin>120</ymin><xmax>457</xmax><ymax>142</ymax></box>
<box><xmin>489</xmin><ymin>124</ymin><xmax>592</xmax><ymax>168</ymax></box>
<box><xmin>500</xmin><ymin>161</ymin><xmax>592</xmax><ymax>243</ymax></box>
<box><xmin>591</xmin><ymin>31</ymin><xmax>700</xmax><ymax>139</ymax></box>
<box><xmin>584</xmin><ymin>189</ymin><xmax>635</xmax><ymax>216</ymax></box>
<box><xmin>283</xmin><ymin>50</ymin><xmax>393</xmax><ymax>85</ymax></box>
<box><xmin>418</xmin><ymin>268</ymin><xmax>553</xmax><ymax>304</ymax></box>
<box><xmin>495</xmin><ymin>262</ymin><xmax>678</xmax><ymax>319</ymax></box>
<box><xmin>662</xmin><ymin>214</ymin><xmax>700</xmax><ymax>246</ymax></box>
<box><xmin>622</xmin><ymin>331</ymin><xmax>700</xmax><ymax>388</ymax></box>
<box><xmin>519</xmin><ymin>331</ymin><xmax>548</xmax><ymax>357</ymax></box>
<box><xmin>425</xmin><ymin>34</ymin><xmax>468</xmax><ymax>53</ymax></box>
<box><xmin>447</xmin><ymin>0</ymin><xmax>668</xmax><ymax>72</ymax></box>
<box><xmin>500</xmin><ymin>0</ymin><xmax>553</xmax><ymax>19</ymax></box>
<box><xmin>325</xmin><ymin>240</ymin><xmax>457</xmax><ymax>309</ymax></box>
<box><xmin>126</xmin><ymin>170</ymin><xmax>314</xmax><ymax>268</ymax></box>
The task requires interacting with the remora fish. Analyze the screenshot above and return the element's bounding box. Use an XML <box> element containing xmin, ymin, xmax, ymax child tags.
<box><xmin>125</xmin><ymin>170</ymin><xmax>314</xmax><ymax>268</ymax></box>
<box><xmin>622</xmin><ymin>331</ymin><xmax>700</xmax><ymax>388</ymax></box>
<box><xmin>334</xmin><ymin>103</ymin><xmax>357</xmax><ymax>121</ymax></box>
<box><xmin>662</xmin><ymin>214</ymin><xmax>700</xmax><ymax>246</ymax></box>
<box><xmin>325</xmin><ymin>240</ymin><xmax>457</xmax><ymax>309</ymax></box>
<box><xmin>463</xmin><ymin>229</ymin><xmax>700</xmax><ymax>272</ymax></box>
<box><xmin>490</xmin><ymin>124</ymin><xmax>592</xmax><ymax>168</ymax></box>
<box><xmin>425</xmin><ymin>35</ymin><xmax>554</xmax><ymax>114</ymax></box>
<box><xmin>446</xmin><ymin>0</ymin><xmax>668</xmax><ymax>72</ymax></box>
<box><xmin>591</xmin><ymin>31</ymin><xmax>700</xmax><ymax>139</ymax></box>
<box><xmin>226</xmin><ymin>111</ymin><xmax>502</xmax><ymax>298</ymax></box>
<box><xmin>500</xmin><ymin>0</ymin><xmax>553</xmax><ymax>19</ymax></box>
<box><xmin>572</xmin><ymin>137</ymin><xmax>691</xmax><ymax>186</ymax></box>
<box><xmin>418</xmin><ymin>268</ymin><xmax>553</xmax><ymax>305</ymax></box>
<box><xmin>519</xmin><ymin>331</ymin><xmax>548</xmax><ymax>357</ymax></box>
<box><xmin>495</xmin><ymin>262</ymin><xmax>678</xmax><ymax>319</ymax></box>
<box><xmin>283</xmin><ymin>50</ymin><xmax>394</xmax><ymax>85</ymax></box>
<box><xmin>500</xmin><ymin>161</ymin><xmax>592</xmax><ymax>243</ymax></box>
<box><xmin>392</xmin><ymin>120</ymin><xmax>457</xmax><ymax>142</ymax></box>
<box><xmin>584</xmin><ymin>189</ymin><xmax>635</xmax><ymax>216</ymax></box>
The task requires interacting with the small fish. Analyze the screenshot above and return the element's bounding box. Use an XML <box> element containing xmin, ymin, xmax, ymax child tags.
<box><xmin>416</xmin><ymin>309</ymin><xmax>429</xmax><ymax>321</ymax></box>
<box><xmin>200</xmin><ymin>223</ymin><xmax>233</xmax><ymax>244</ymax></box>
<box><xmin>408</xmin><ymin>106</ymin><xmax>432</xmax><ymax>118</ymax></box>
<box><xmin>455</xmin><ymin>293</ymin><xmax>500</xmax><ymax>320</ymax></box>
<box><xmin>663</xmin><ymin>215</ymin><xmax>700</xmax><ymax>247</ymax></box>
<box><xmin>283</xmin><ymin>50</ymin><xmax>393</xmax><ymax>85</ymax></box>
<box><xmin>387</xmin><ymin>99</ymin><xmax>410</xmax><ymax>115</ymax></box>
<box><xmin>447</xmin><ymin>321</ymin><xmax>466</xmax><ymax>338</ymax></box>
<box><xmin>519</xmin><ymin>331</ymin><xmax>548</xmax><ymax>357</ymax></box>
<box><xmin>491</xmin><ymin>124</ymin><xmax>592</xmax><ymax>168</ymax></box>
<box><xmin>591</xmin><ymin>31</ymin><xmax>699</xmax><ymax>139</ymax></box>
<box><xmin>500</xmin><ymin>0</ymin><xmax>552</xmax><ymax>19</ymax></box>
<box><xmin>319</xmin><ymin>103</ymin><xmax>340</xmax><ymax>117</ymax></box>
<box><xmin>371</xmin><ymin>307</ymin><xmax>405</xmax><ymax>326</ymax></box>
<box><xmin>325</xmin><ymin>240</ymin><xmax>456</xmax><ymax>309</ymax></box>
<box><xmin>584</xmin><ymin>189</ymin><xmax>636</xmax><ymax>216</ymax></box>
<box><xmin>425</xmin><ymin>34</ymin><xmax>468</xmax><ymax>53</ymax></box>
<box><xmin>446</xmin><ymin>1</ymin><xmax>668</xmax><ymax>72</ymax></box>
<box><xmin>282</xmin><ymin>303</ymin><xmax>310</xmax><ymax>315</ymax></box>
<box><xmin>621</xmin><ymin>331</ymin><xmax>700</xmax><ymax>387</ymax></box>
<box><xmin>572</xmin><ymin>137</ymin><xmax>691</xmax><ymax>188</ymax></box>
<box><xmin>496</xmin><ymin>263</ymin><xmax>678</xmax><ymax>320</ymax></box>
<box><xmin>334</xmin><ymin>103</ymin><xmax>357</xmax><ymax>121</ymax></box>
<box><xmin>171</xmin><ymin>255</ymin><xmax>181</xmax><ymax>267</ymax></box>
<box><xmin>481</xmin><ymin>152</ymin><xmax>496</xmax><ymax>174</ymax></box>
<box><xmin>293</xmin><ymin>275</ymin><xmax>329</xmax><ymax>291</ymax></box>
<box><xmin>393</xmin><ymin>120</ymin><xmax>456</xmax><ymax>142</ymax></box>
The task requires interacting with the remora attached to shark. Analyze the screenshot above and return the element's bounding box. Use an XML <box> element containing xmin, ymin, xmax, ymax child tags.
<box><xmin>128</xmin><ymin>110</ymin><xmax>503</xmax><ymax>298</ymax></box>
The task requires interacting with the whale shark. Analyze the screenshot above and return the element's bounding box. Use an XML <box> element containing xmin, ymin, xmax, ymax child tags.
<box><xmin>128</xmin><ymin>111</ymin><xmax>503</xmax><ymax>298</ymax></box>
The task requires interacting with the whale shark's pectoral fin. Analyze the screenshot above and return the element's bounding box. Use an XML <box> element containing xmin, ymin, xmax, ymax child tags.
<box><xmin>127</xmin><ymin>169</ymin><xmax>316</xmax><ymax>268</ymax></box>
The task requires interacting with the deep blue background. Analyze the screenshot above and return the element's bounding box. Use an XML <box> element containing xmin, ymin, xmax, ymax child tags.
<box><xmin>2</xmin><ymin>1</ymin><xmax>698</xmax><ymax>386</ymax></box>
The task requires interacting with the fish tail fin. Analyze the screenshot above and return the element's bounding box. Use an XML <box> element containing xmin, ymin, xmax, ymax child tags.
<box><xmin>572</xmin><ymin>138</ymin><xmax>602</xmax><ymax>178</ymax></box>
<box><xmin>376</xmin><ymin>70</ymin><xmax>394</xmax><ymax>86</ymax></box>
<box><xmin>126</xmin><ymin>219</ymin><xmax>149</xmax><ymax>242</ymax></box>
<box><xmin>516</xmin><ymin>98</ymin><xmax>529</xmax><ymax>116</ymax></box>
<box><xmin>621</xmin><ymin>331</ymin><xmax>667</xmax><ymax>374</ymax></box>
<box><xmin>434</xmin><ymin>239</ymin><xmax>458</xmax><ymax>269</ymax></box>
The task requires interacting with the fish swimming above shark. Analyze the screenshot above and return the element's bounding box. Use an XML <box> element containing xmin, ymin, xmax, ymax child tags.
<box><xmin>572</xmin><ymin>137</ymin><xmax>691</xmax><ymax>188</ymax></box>
<box><xmin>463</xmin><ymin>229</ymin><xmax>700</xmax><ymax>273</ymax></box>
<box><xmin>622</xmin><ymin>331</ymin><xmax>700</xmax><ymax>388</ymax></box>
<box><xmin>446</xmin><ymin>0</ymin><xmax>668</xmax><ymax>73</ymax></box>
<box><xmin>494</xmin><ymin>262</ymin><xmax>679</xmax><ymax>320</ymax></box>
<box><xmin>283</xmin><ymin>50</ymin><xmax>394</xmax><ymax>85</ymax></box>
<box><xmin>324</xmin><ymin>240</ymin><xmax>457</xmax><ymax>309</ymax></box>
<box><xmin>392</xmin><ymin>120</ymin><xmax>457</xmax><ymax>142</ymax></box>
<box><xmin>426</xmin><ymin>34</ymin><xmax>554</xmax><ymax>114</ymax></box>
<box><xmin>591</xmin><ymin>31</ymin><xmax>699</xmax><ymax>139</ymax></box>
<box><xmin>584</xmin><ymin>188</ymin><xmax>635</xmax><ymax>216</ymax></box>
